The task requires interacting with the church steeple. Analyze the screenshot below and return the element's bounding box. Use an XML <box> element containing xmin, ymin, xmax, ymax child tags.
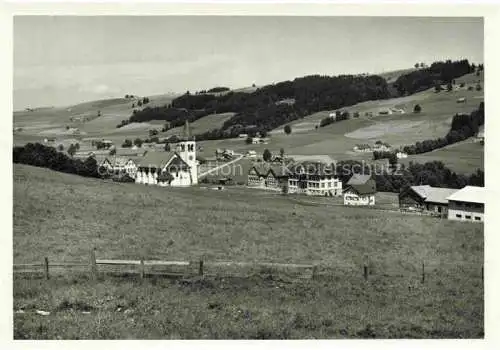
<box><xmin>182</xmin><ymin>120</ymin><xmax>193</xmax><ymax>140</ymax></box>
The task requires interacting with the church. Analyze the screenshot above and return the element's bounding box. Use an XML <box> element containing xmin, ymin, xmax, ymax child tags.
<box><xmin>135</xmin><ymin>121</ymin><xmax>198</xmax><ymax>187</ymax></box>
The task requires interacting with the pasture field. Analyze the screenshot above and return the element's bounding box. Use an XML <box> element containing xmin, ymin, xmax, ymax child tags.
<box><xmin>399</xmin><ymin>139</ymin><xmax>484</xmax><ymax>175</ymax></box>
<box><xmin>13</xmin><ymin>164</ymin><xmax>483</xmax><ymax>338</ymax></box>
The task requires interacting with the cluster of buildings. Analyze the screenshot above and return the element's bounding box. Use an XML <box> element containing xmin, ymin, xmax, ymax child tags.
<box><xmin>246</xmin><ymin>162</ymin><xmax>485</xmax><ymax>223</ymax></box>
<box><xmin>353</xmin><ymin>141</ymin><xmax>392</xmax><ymax>153</ymax></box>
<box><xmin>83</xmin><ymin>121</ymin><xmax>200</xmax><ymax>187</ymax></box>
<box><xmin>246</xmin><ymin>162</ymin><xmax>377</xmax><ymax>204</ymax></box>
<box><xmin>398</xmin><ymin>185</ymin><xmax>485</xmax><ymax>223</ymax></box>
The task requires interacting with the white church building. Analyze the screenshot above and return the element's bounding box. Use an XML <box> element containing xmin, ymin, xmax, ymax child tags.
<box><xmin>135</xmin><ymin>121</ymin><xmax>198</xmax><ymax>187</ymax></box>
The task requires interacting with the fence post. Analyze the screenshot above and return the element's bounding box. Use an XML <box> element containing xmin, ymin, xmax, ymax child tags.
<box><xmin>312</xmin><ymin>265</ymin><xmax>318</xmax><ymax>280</ymax></box>
<box><xmin>140</xmin><ymin>258</ymin><xmax>145</xmax><ymax>279</ymax></box>
<box><xmin>44</xmin><ymin>257</ymin><xmax>49</xmax><ymax>280</ymax></box>
<box><xmin>421</xmin><ymin>262</ymin><xmax>425</xmax><ymax>284</ymax></box>
<box><xmin>481</xmin><ymin>266</ymin><xmax>484</xmax><ymax>282</ymax></box>
<box><xmin>363</xmin><ymin>265</ymin><xmax>368</xmax><ymax>281</ymax></box>
<box><xmin>90</xmin><ymin>248</ymin><xmax>97</xmax><ymax>280</ymax></box>
<box><xmin>199</xmin><ymin>260</ymin><xmax>204</xmax><ymax>277</ymax></box>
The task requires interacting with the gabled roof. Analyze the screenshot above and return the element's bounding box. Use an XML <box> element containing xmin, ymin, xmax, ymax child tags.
<box><xmin>138</xmin><ymin>151</ymin><xmax>178</xmax><ymax>168</ymax></box>
<box><xmin>409</xmin><ymin>185</ymin><xmax>432</xmax><ymax>199</ymax></box>
<box><xmin>347</xmin><ymin>174</ymin><xmax>372</xmax><ymax>185</ymax></box>
<box><xmin>407</xmin><ymin>185</ymin><xmax>459</xmax><ymax>204</ymax></box>
<box><xmin>110</xmin><ymin>157</ymin><xmax>137</xmax><ymax>167</ymax></box>
<box><xmin>423</xmin><ymin>187</ymin><xmax>459</xmax><ymax>204</ymax></box>
<box><xmin>287</xmin><ymin>161</ymin><xmax>335</xmax><ymax>176</ymax></box>
<box><xmin>447</xmin><ymin>186</ymin><xmax>486</xmax><ymax>204</ymax></box>
<box><xmin>344</xmin><ymin>183</ymin><xmax>376</xmax><ymax>195</ymax></box>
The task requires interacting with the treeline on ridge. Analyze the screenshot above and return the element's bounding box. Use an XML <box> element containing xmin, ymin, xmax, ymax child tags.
<box><xmin>117</xmin><ymin>59</ymin><xmax>476</xmax><ymax>141</ymax></box>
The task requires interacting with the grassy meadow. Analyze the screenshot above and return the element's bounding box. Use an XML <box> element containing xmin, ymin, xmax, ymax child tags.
<box><xmin>13</xmin><ymin>164</ymin><xmax>483</xmax><ymax>338</ymax></box>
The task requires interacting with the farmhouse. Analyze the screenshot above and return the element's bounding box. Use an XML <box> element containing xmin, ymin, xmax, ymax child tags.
<box><xmin>135</xmin><ymin>121</ymin><xmax>198</xmax><ymax>187</ymax></box>
<box><xmin>343</xmin><ymin>174</ymin><xmax>376</xmax><ymax>206</ymax></box>
<box><xmin>398</xmin><ymin>185</ymin><xmax>458</xmax><ymax>215</ymax></box>
<box><xmin>246</xmin><ymin>150</ymin><xmax>257</xmax><ymax>159</ymax></box>
<box><xmin>109</xmin><ymin>157</ymin><xmax>138</xmax><ymax>178</ymax></box>
<box><xmin>353</xmin><ymin>144</ymin><xmax>372</xmax><ymax>152</ymax></box>
<box><xmin>396</xmin><ymin>151</ymin><xmax>408</xmax><ymax>159</ymax></box>
<box><xmin>287</xmin><ymin>162</ymin><xmax>342</xmax><ymax>196</ymax></box>
<box><xmin>247</xmin><ymin>164</ymin><xmax>288</xmax><ymax>191</ymax></box>
<box><xmin>447</xmin><ymin>186</ymin><xmax>485</xmax><ymax>223</ymax></box>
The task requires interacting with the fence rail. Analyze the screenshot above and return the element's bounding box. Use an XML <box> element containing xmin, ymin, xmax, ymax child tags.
<box><xmin>13</xmin><ymin>250</ymin><xmax>483</xmax><ymax>283</ymax></box>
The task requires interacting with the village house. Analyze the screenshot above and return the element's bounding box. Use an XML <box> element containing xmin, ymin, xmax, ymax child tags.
<box><xmin>135</xmin><ymin>121</ymin><xmax>198</xmax><ymax>187</ymax></box>
<box><xmin>247</xmin><ymin>164</ymin><xmax>288</xmax><ymax>191</ymax></box>
<box><xmin>287</xmin><ymin>162</ymin><xmax>342</xmax><ymax>196</ymax></box>
<box><xmin>396</xmin><ymin>151</ymin><xmax>408</xmax><ymax>159</ymax></box>
<box><xmin>246</xmin><ymin>150</ymin><xmax>257</xmax><ymax>159</ymax></box>
<box><xmin>398</xmin><ymin>185</ymin><xmax>458</xmax><ymax>215</ymax></box>
<box><xmin>343</xmin><ymin>174</ymin><xmax>377</xmax><ymax>206</ymax></box>
<box><xmin>109</xmin><ymin>157</ymin><xmax>138</xmax><ymax>178</ymax></box>
<box><xmin>373</xmin><ymin>141</ymin><xmax>391</xmax><ymax>152</ymax></box>
<box><xmin>446</xmin><ymin>186</ymin><xmax>485</xmax><ymax>223</ymax></box>
<box><xmin>353</xmin><ymin>144</ymin><xmax>372</xmax><ymax>153</ymax></box>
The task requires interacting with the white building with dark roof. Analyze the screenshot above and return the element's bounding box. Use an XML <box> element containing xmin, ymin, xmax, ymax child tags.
<box><xmin>447</xmin><ymin>186</ymin><xmax>486</xmax><ymax>223</ymax></box>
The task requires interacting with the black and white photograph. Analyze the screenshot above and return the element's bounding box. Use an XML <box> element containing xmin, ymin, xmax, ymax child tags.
<box><xmin>5</xmin><ymin>4</ymin><xmax>495</xmax><ymax>342</ymax></box>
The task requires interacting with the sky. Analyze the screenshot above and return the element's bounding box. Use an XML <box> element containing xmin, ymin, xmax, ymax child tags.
<box><xmin>13</xmin><ymin>16</ymin><xmax>483</xmax><ymax>110</ymax></box>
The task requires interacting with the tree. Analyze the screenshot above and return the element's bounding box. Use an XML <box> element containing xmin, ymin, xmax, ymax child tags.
<box><xmin>109</xmin><ymin>148</ymin><xmax>116</xmax><ymax>156</ymax></box>
<box><xmin>137</xmin><ymin>100</ymin><xmax>143</xmax><ymax>107</ymax></box>
<box><xmin>353</xmin><ymin>112</ymin><xmax>360</xmax><ymax>118</ymax></box>
<box><xmin>263</xmin><ymin>149</ymin><xmax>272</xmax><ymax>162</ymax></box>
<box><xmin>414</xmin><ymin>63</ymin><xmax>419</xmax><ymax>69</ymax></box>
<box><xmin>388</xmin><ymin>153</ymin><xmax>398</xmax><ymax>168</ymax></box>
<box><xmin>75</xmin><ymin>143</ymin><xmax>80</xmax><ymax>150</ymax></box>
<box><xmin>149</xmin><ymin>129</ymin><xmax>159</xmax><ymax>137</ymax></box>
<box><xmin>280</xmin><ymin>148</ymin><xmax>285</xmax><ymax>159</ymax></box>
<box><xmin>164</xmin><ymin>143</ymin><xmax>171</xmax><ymax>151</ymax></box>
<box><xmin>132</xmin><ymin>103</ymin><xmax>135</xmax><ymax>108</ymax></box>
<box><xmin>97</xmin><ymin>110</ymin><xmax>101</xmax><ymax>117</ymax></box>
<box><xmin>476</xmin><ymin>84</ymin><xmax>482</xmax><ymax>91</ymax></box>
<box><xmin>134</xmin><ymin>138</ymin><xmax>143</xmax><ymax>147</ymax></box>
<box><xmin>413</xmin><ymin>104</ymin><xmax>422</xmax><ymax>113</ymax></box>
<box><xmin>57</xmin><ymin>144</ymin><xmax>64</xmax><ymax>151</ymax></box>
<box><xmin>434</xmin><ymin>84</ymin><xmax>443</xmax><ymax>92</ymax></box>
<box><xmin>122</xmin><ymin>139</ymin><xmax>133</xmax><ymax>148</ymax></box>
<box><xmin>447</xmin><ymin>82</ymin><xmax>453</xmax><ymax>91</ymax></box>
<box><xmin>245</xmin><ymin>136</ymin><xmax>253</xmax><ymax>144</ymax></box>
<box><xmin>67</xmin><ymin>144</ymin><xmax>77</xmax><ymax>157</ymax></box>
<box><xmin>284</xmin><ymin>124</ymin><xmax>292</xmax><ymax>135</ymax></box>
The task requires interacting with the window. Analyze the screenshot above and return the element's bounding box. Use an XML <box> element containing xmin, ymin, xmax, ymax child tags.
<box><xmin>321</xmin><ymin>183</ymin><xmax>325</xmax><ymax>188</ymax></box>
<box><xmin>475</xmin><ymin>217</ymin><xmax>481</xmax><ymax>221</ymax></box>
<box><xmin>456</xmin><ymin>214</ymin><xmax>462</xmax><ymax>218</ymax></box>
<box><xmin>465</xmin><ymin>215</ymin><xmax>471</xmax><ymax>220</ymax></box>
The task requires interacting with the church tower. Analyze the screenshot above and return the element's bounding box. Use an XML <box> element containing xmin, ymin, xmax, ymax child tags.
<box><xmin>175</xmin><ymin>120</ymin><xmax>198</xmax><ymax>184</ymax></box>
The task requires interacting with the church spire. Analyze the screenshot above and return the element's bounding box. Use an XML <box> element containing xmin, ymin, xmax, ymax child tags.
<box><xmin>183</xmin><ymin>119</ymin><xmax>191</xmax><ymax>140</ymax></box>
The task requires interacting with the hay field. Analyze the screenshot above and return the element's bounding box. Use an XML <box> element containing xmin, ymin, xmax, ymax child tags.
<box><xmin>13</xmin><ymin>164</ymin><xmax>483</xmax><ymax>339</ymax></box>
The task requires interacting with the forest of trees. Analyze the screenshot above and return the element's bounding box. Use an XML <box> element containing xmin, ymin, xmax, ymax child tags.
<box><xmin>13</xmin><ymin>143</ymin><xmax>99</xmax><ymax>178</ymax></box>
<box><xmin>392</xmin><ymin>59</ymin><xmax>473</xmax><ymax>96</ymax></box>
<box><xmin>116</xmin><ymin>74</ymin><xmax>390</xmax><ymax>138</ymax></box>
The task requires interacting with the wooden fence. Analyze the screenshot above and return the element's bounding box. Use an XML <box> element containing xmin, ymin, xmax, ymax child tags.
<box><xmin>13</xmin><ymin>250</ymin><xmax>483</xmax><ymax>283</ymax></box>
